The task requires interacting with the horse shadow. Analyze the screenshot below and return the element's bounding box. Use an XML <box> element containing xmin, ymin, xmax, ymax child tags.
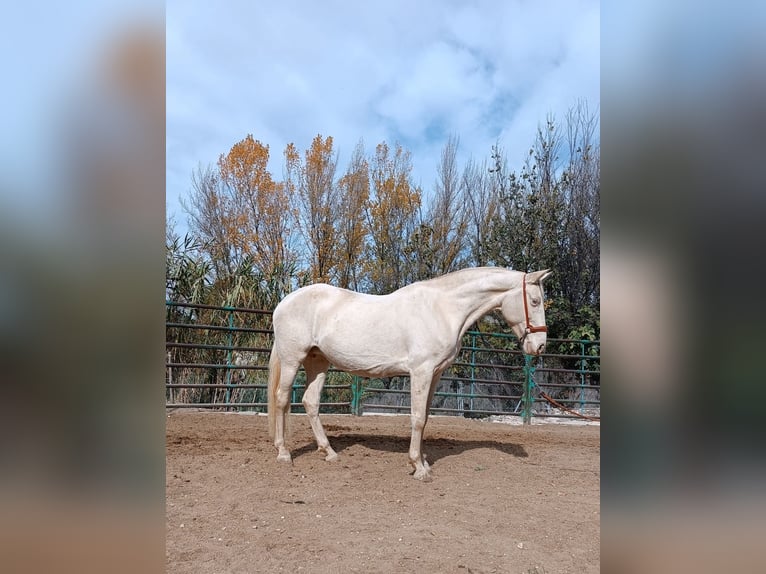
<box><xmin>291</xmin><ymin>432</ymin><xmax>528</xmax><ymax>464</ymax></box>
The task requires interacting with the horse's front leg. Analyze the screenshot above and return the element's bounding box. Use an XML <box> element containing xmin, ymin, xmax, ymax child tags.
<box><xmin>408</xmin><ymin>368</ymin><xmax>437</xmax><ymax>481</ymax></box>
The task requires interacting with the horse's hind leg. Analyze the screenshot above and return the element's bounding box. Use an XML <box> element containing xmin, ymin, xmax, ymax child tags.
<box><xmin>274</xmin><ymin>361</ymin><xmax>300</xmax><ymax>463</ymax></box>
<box><xmin>302</xmin><ymin>353</ymin><xmax>338</xmax><ymax>461</ymax></box>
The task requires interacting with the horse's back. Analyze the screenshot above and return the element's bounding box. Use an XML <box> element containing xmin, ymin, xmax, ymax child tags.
<box><xmin>274</xmin><ymin>284</ymin><xmax>363</xmax><ymax>319</ymax></box>
<box><xmin>273</xmin><ymin>284</ymin><xmax>360</xmax><ymax>336</ymax></box>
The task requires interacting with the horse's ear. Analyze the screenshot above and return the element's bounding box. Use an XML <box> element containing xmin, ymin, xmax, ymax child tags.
<box><xmin>526</xmin><ymin>269</ymin><xmax>552</xmax><ymax>284</ymax></box>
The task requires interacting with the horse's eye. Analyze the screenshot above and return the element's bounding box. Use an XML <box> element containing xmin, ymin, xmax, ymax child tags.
<box><xmin>531</xmin><ymin>298</ymin><xmax>541</xmax><ymax>307</ymax></box>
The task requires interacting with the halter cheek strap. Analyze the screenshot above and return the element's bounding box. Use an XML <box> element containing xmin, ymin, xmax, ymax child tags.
<box><xmin>519</xmin><ymin>273</ymin><xmax>547</xmax><ymax>343</ymax></box>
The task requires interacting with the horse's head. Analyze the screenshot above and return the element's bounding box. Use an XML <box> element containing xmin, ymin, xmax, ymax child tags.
<box><xmin>501</xmin><ymin>269</ymin><xmax>553</xmax><ymax>355</ymax></box>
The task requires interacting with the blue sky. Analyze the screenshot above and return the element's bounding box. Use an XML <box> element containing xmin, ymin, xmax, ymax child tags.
<box><xmin>167</xmin><ymin>0</ymin><xmax>600</xmax><ymax>233</ymax></box>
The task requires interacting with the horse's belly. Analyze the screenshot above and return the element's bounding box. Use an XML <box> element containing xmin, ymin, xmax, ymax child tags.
<box><xmin>315</xmin><ymin>333</ymin><xmax>409</xmax><ymax>378</ymax></box>
<box><xmin>328</xmin><ymin>353</ymin><xmax>409</xmax><ymax>378</ymax></box>
<box><xmin>347</xmin><ymin>363</ymin><xmax>408</xmax><ymax>378</ymax></box>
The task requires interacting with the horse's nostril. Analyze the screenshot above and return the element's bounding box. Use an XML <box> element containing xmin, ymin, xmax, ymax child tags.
<box><xmin>537</xmin><ymin>344</ymin><xmax>545</xmax><ymax>355</ymax></box>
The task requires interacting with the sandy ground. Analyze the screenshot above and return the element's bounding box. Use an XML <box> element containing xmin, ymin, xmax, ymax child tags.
<box><xmin>166</xmin><ymin>411</ymin><xmax>599</xmax><ymax>573</ymax></box>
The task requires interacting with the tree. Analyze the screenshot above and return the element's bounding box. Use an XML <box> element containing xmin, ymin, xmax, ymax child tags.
<box><xmin>462</xmin><ymin>154</ymin><xmax>499</xmax><ymax>267</ymax></box>
<box><xmin>364</xmin><ymin>141</ymin><xmax>421</xmax><ymax>293</ymax></box>
<box><xmin>184</xmin><ymin>163</ymin><xmax>237</xmax><ymax>279</ymax></box>
<box><xmin>335</xmin><ymin>140</ymin><xmax>370</xmax><ymax>290</ymax></box>
<box><xmin>183</xmin><ymin>134</ymin><xmax>298</xmax><ymax>305</ymax></box>
<box><xmin>285</xmin><ymin>135</ymin><xmax>340</xmax><ymax>283</ymax></box>
<box><xmin>165</xmin><ymin>218</ymin><xmax>211</xmax><ymax>305</ymax></box>
<box><xmin>559</xmin><ymin>101</ymin><xmax>600</xmax><ymax>318</ymax></box>
<box><xmin>488</xmin><ymin>115</ymin><xmax>566</xmax><ymax>275</ymax></box>
<box><xmin>407</xmin><ymin>135</ymin><xmax>469</xmax><ymax>280</ymax></box>
<box><xmin>483</xmin><ymin>106</ymin><xmax>600</xmax><ymax>337</ymax></box>
<box><xmin>429</xmin><ymin>134</ymin><xmax>469</xmax><ymax>273</ymax></box>
<box><xmin>176</xmin><ymin>105</ymin><xmax>599</xmax><ymax>333</ymax></box>
<box><xmin>218</xmin><ymin>134</ymin><xmax>297</xmax><ymax>297</ymax></box>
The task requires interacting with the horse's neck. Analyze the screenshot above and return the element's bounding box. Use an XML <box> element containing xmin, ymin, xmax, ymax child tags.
<box><xmin>440</xmin><ymin>269</ymin><xmax>521</xmax><ymax>337</ymax></box>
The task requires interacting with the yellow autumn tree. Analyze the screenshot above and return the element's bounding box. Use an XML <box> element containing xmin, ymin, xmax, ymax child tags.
<box><xmin>335</xmin><ymin>140</ymin><xmax>370</xmax><ymax>290</ymax></box>
<box><xmin>183</xmin><ymin>134</ymin><xmax>297</xmax><ymax>304</ymax></box>
<box><xmin>216</xmin><ymin>134</ymin><xmax>297</xmax><ymax>298</ymax></box>
<box><xmin>284</xmin><ymin>135</ymin><xmax>339</xmax><ymax>283</ymax></box>
<box><xmin>364</xmin><ymin>141</ymin><xmax>421</xmax><ymax>293</ymax></box>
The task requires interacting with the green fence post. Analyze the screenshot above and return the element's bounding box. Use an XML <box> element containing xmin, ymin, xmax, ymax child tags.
<box><xmin>351</xmin><ymin>376</ymin><xmax>363</xmax><ymax>416</ymax></box>
<box><xmin>579</xmin><ymin>340</ymin><xmax>586</xmax><ymax>414</ymax></box>
<box><xmin>522</xmin><ymin>354</ymin><xmax>534</xmax><ymax>424</ymax></box>
<box><xmin>469</xmin><ymin>332</ymin><xmax>476</xmax><ymax>412</ymax></box>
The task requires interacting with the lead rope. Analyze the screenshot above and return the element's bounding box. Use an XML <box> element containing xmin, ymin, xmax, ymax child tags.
<box><xmin>531</xmin><ymin>380</ymin><xmax>601</xmax><ymax>421</ymax></box>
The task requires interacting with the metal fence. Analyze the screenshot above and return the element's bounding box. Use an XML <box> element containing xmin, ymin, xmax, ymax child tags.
<box><xmin>166</xmin><ymin>301</ymin><xmax>600</xmax><ymax>423</ymax></box>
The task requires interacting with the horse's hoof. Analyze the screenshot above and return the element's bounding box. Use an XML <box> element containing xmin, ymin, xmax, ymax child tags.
<box><xmin>412</xmin><ymin>469</ymin><xmax>433</xmax><ymax>482</ymax></box>
<box><xmin>324</xmin><ymin>449</ymin><xmax>338</xmax><ymax>462</ymax></box>
<box><xmin>276</xmin><ymin>450</ymin><xmax>292</xmax><ymax>463</ymax></box>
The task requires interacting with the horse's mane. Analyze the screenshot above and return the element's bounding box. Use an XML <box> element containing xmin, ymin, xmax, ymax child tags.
<box><xmin>408</xmin><ymin>267</ymin><xmax>517</xmax><ymax>289</ymax></box>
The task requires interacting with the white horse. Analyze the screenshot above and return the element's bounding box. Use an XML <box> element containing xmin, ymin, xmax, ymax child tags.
<box><xmin>268</xmin><ymin>267</ymin><xmax>551</xmax><ymax>481</ymax></box>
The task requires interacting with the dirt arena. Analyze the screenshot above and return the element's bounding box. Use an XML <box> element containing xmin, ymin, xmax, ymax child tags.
<box><xmin>166</xmin><ymin>411</ymin><xmax>599</xmax><ymax>573</ymax></box>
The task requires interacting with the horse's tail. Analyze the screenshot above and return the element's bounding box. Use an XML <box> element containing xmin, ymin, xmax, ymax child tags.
<box><xmin>267</xmin><ymin>346</ymin><xmax>281</xmax><ymax>439</ymax></box>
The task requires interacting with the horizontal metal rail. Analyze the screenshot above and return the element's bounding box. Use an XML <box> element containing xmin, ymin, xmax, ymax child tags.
<box><xmin>166</xmin><ymin>364</ymin><xmax>356</xmax><ymax>374</ymax></box>
<box><xmin>451</xmin><ymin>360</ymin><xmax>523</xmax><ymax>370</ymax></box>
<box><xmin>166</xmin><ymin>342</ymin><xmax>272</xmax><ymax>353</ymax></box>
<box><xmin>167</xmin><ymin>322</ymin><xmax>272</xmax><ymax>334</ymax></box>
<box><xmin>166</xmin><ymin>301</ymin><xmax>272</xmax><ymax>314</ymax></box>
<box><xmin>535</xmin><ymin>366</ymin><xmax>601</xmax><ymax>375</ymax></box>
<box><xmin>364</xmin><ymin>387</ymin><xmax>523</xmax><ymax>401</ymax></box>
<box><xmin>165</xmin><ymin>383</ymin><xmax>350</xmax><ymax>390</ymax></box>
<box><xmin>166</xmin><ymin>402</ymin><xmax>351</xmax><ymax>409</ymax></box>
<box><xmin>533</xmin><ymin>397</ymin><xmax>601</xmax><ymax>405</ymax></box>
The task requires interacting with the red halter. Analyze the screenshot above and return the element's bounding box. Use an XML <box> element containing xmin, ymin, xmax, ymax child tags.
<box><xmin>521</xmin><ymin>273</ymin><xmax>548</xmax><ymax>338</ymax></box>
